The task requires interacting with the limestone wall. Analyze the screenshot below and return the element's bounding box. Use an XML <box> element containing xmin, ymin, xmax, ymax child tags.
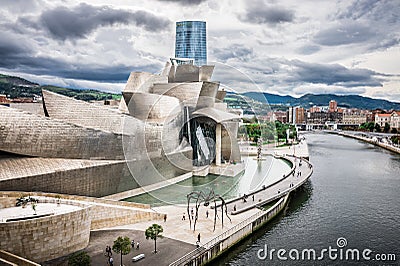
<box><xmin>0</xmin><ymin>192</ymin><xmax>165</xmax><ymax>263</ymax></box>
<box><xmin>0</xmin><ymin>159</ymin><xmax>127</xmax><ymax>197</ymax></box>
<box><xmin>0</xmin><ymin>204</ymin><xmax>91</xmax><ymax>263</ymax></box>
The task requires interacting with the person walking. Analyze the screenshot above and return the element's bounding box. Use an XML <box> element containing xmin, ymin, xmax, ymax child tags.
<box><xmin>105</xmin><ymin>245</ymin><xmax>112</xmax><ymax>257</ymax></box>
<box><xmin>131</xmin><ymin>240</ymin><xmax>135</xmax><ymax>250</ymax></box>
<box><xmin>136</xmin><ymin>242</ymin><xmax>140</xmax><ymax>249</ymax></box>
<box><xmin>206</xmin><ymin>210</ymin><xmax>209</xmax><ymax>218</ymax></box>
<box><xmin>197</xmin><ymin>233</ymin><xmax>201</xmax><ymax>243</ymax></box>
<box><xmin>182</xmin><ymin>213</ymin><xmax>186</xmax><ymax>220</ymax></box>
<box><xmin>109</xmin><ymin>257</ymin><xmax>114</xmax><ymax>266</ymax></box>
<box><xmin>164</xmin><ymin>214</ymin><xmax>167</xmax><ymax>222</ymax></box>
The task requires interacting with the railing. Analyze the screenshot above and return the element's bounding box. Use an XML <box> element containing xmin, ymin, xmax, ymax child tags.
<box><xmin>213</xmin><ymin>155</ymin><xmax>296</xmax><ymax>208</ymax></box>
<box><xmin>169</xmin><ymin>196</ymin><xmax>288</xmax><ymax>266</ymax></box>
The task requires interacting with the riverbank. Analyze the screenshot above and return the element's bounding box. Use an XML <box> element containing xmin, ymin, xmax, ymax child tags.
<box><xmin>328</xmin><ymin>130</ymin><xmax>400</xmax><ymax>155</ymax></box>
<box><xmin>218</xmin><ymin>132</ymin><xmax>400</xmax><ymax>265</ymax></box>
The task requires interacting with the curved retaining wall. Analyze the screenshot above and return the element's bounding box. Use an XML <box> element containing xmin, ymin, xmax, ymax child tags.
<box><xmin>0</xmin><ymin>200</ymin><xmax>90</xmax><ymax>263</ymax></box>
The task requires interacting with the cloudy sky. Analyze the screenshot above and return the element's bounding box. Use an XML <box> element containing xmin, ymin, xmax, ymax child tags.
<box><xmin>1</xmin><ymin>0</ymin><xmax>399</xmax><ymax>102</ymax></box>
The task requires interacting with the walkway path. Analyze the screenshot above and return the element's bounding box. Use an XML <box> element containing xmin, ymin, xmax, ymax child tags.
<box><xmin>222</xmin><ymin>155</ymin><xmax>312</xmax><ymax>214</ymax></box>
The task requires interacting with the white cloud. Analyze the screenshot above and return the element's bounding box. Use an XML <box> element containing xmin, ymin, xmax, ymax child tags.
<box><xmin>0</xmin><ymin>0</ymin><xmax>398</xmax><ymax>102</ymax></box>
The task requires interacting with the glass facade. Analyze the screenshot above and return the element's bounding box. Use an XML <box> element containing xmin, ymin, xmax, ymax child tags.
<box><xmin>175</xmin><ymin>21</ymin><xmax>207</xmax><ymax>66</ymax></box>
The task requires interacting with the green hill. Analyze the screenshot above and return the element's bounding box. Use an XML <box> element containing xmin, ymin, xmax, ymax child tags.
<box><xmin>242</xmin><ymin>92</ymin><xmax>400</xmax><ymax>110</ymax></box>
<box><xmin>0</xmin><ymin>74</ymin><xmax>121</xmax><ymax>101</ymax></box>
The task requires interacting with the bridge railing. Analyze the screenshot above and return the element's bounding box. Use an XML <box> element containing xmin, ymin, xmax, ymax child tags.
<box><xmin>169</xmin><ymin>196</ymin><xmax>287</xmax><ymax>266</ymax></box>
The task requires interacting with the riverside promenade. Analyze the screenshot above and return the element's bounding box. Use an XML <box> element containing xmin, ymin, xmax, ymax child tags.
<box><xmin>101</xmin><ymin>141</ymin><xmax>312</xmax><ymax>265</ymax></box>
<box><xmin>329</xmin><ymin>130</ymin><xmax>400</xmax><ymax>155</ymax></box>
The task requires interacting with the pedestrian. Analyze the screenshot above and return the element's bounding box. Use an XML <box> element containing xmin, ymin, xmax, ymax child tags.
<box><xmin>182</xmin><ymin>213</ymin><xmax>186</xmax><ymax>220</ymax></box>
<box><xmin>206</xmin><ymin>210</ymin><xmax>209</xmax><ymax>218</ymax></box>
<box><xmin>197</xmin><ymin>233</ymin><xmax>201</xmax><ymax>243</ymax></box>
<box><xmin>105</xmin><ymin>245</ymin><xmax>112</xmax><ymax>257</ymax></box>
<box><xmin>109</xmin><ymin>257</ymin><xmax>114</xmax><ymax>266</ymax></box>
<box><xmin>136</xmin><ymin>242</ymin><xmax>140</xmax><ymax>249</ymax></box>
<box><xmin>252</xmin><ymin>194</ymin><xmax>254</xmax><ymax>201</ymax></box>
<box><xmin>164</xmin><ymin>214</ymin><xmax>167</xmax><ymax>222</ymax></box>
<box><xmin>131</xmin><ymin>240</ymin><xmax>135</xmax><ymax>249</ymax></box>
<box><xmin>233</xmin><ymin>205</ymin><xmax>236</xmax><ymax>211</ymax></box>
<box><xmin>278</xmin><ymin>189</ymin><xmax>280</xmax><ymax>194</ymax></box>
<box><xmin>191</xmin><ymin>208</ymin><xmax>194</xmax><ymax>220</ymax></box>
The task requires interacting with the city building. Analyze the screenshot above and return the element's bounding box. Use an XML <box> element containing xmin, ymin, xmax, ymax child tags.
<box><xmin>175</xmin><ymin>21</ymin><xmax>207</xmax><ymax>66</ymax></box>
<box><xmin>375</xmin><ymin>113</ymin><xmax>391</xmax><ymax>127</ymax></box>
<box><xmin>390</xmin><ymin>111</ymin><xmax>400</xmax><ymax>129</ymax></box>
<box><xmin>272</xmin><ymin>111</ymin><xmax>287</xmax><ymax>123</ymax></box>
<box><xmin>342</xmin><ymin>109</ymin><xmax>367</xmax><ymax>125</ymax></box>
<box><xmin>328</xmin><ymin>100</ymin><xmax>337</xmax><ymax>113</ymax></box>
<box><xmin>288</xmin><ymin>106</ymin><xmax>305</xmax><ymax>124</ymax></box>
<box><xmin>309</xmin><ymin>106</ymin><xmax>321</xmax><ymax>113</ymax></box>
<box><xmin>295</xmin><ymin>107</ymin><xmax>305</xmax><ymax>124</ymax></box>
<box><xmin>0</xmin><ymin>94</ymin><xmax>10</xmax><ymax>107</ymax></box>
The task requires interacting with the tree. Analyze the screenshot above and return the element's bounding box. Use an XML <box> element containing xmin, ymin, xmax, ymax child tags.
<box><xmin>374</xmin><ymin>123</ymin><xmax>381</xmax><ymax>132</ymax></box>
<box><xmin>68</xmin><ymin>250</ymin><xmax>91</xmax><ymax>266</ymax></box>
<box><xmin>384</xmin><ymin>122</ymin><xmax>390</xmax><ymax>133</ymax></box>
<box><xmin>145</xmin><ymin>224</ymin><xmax>164</xmax><ymax>253</ymax></box>
<box><xmin>112</xmin><ymin>236</ymin><xmax>131</xmax><ymax>266</ymax></box>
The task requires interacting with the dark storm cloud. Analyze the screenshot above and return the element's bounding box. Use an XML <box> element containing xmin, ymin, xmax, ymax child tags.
<box><xmin>336</xmin><ymin>0</ymin><xmax>392</xmax><ymax>21</ymax></box>
<box><xmin>39</xmin><ymin>3</ymin><xmax>170</xmax><ymax>40</ymax></box>
<box><xmin>0</xmin><ymin>33</ymin><xmax>32</xmax><ymax>68</ymax></box>
<box><xmin>332</xmin><ymin>0</ymin><xmax>400</xmax><ymax>50</ymax></box>
<box><xmin>287</xmin><ymin>60</ymin><xmax>384</xmax><ymax>87</ymax></box>
<box><xmin>314</xmin><ymin>22</ymin><xmax>373</xmax><ymax>46</ymax></box>
<box><xmin>211</xmin><ymin>45</ymin><xmax>253</xmax><ymax>61</ymax></box>
<box><xmin>0</xmin><ymin>32</ymin><xmax>161</xmax><ymax>82</ymax></box>
<box><xmin>156</xmin><ymin>0</ymin><xmax>207</xmax><ymax>5</ymax></box>
<box><xmin>240</xmin><ymin>1</ymin><xmax>294</xmax><ymax>25</ymax></box>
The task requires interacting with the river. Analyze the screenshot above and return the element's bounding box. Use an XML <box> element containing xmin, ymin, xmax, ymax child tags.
<box><xmin>213</xmin><ymin>132</ymin><xmax>400</xmax><ymax>265</ymax></box>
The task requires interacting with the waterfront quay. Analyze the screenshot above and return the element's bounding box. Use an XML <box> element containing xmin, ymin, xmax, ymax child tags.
<box><xmin>106</xmin><ymin>142</ymin><xmax>313</xmax><ymax>265</ymax></box>
<box><xmin>328</xmin><ymin>130</ymin><xmax>400</xmax><ymax>155</ymax></box>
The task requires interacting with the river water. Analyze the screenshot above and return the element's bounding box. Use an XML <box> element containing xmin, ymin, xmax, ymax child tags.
<box><xmin>214</xmin><ymin>132</ymin><xmax>400</xmax><ymax>265</ymax></box>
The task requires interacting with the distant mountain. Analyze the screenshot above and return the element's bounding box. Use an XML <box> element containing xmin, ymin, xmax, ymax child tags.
<box><xmin>242</xmin><ymin>92</ymin><xmax>400</xmax><ymax>110</ymax></box>
<box><xmin>0</xmin><ymin>73</ymin><xmax>121</xmax><ymax>101</ymax></box>
<box><xmin>243</xmin><ymin>92</ymin><xmax>295</xmax><ymax>105</ymax></box>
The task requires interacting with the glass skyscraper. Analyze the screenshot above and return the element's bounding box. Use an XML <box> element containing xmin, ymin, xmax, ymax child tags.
<box><xmin>175</xmin><ymin>21</ymin><xmax>207</xmax><ymax>66</ymax></box>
